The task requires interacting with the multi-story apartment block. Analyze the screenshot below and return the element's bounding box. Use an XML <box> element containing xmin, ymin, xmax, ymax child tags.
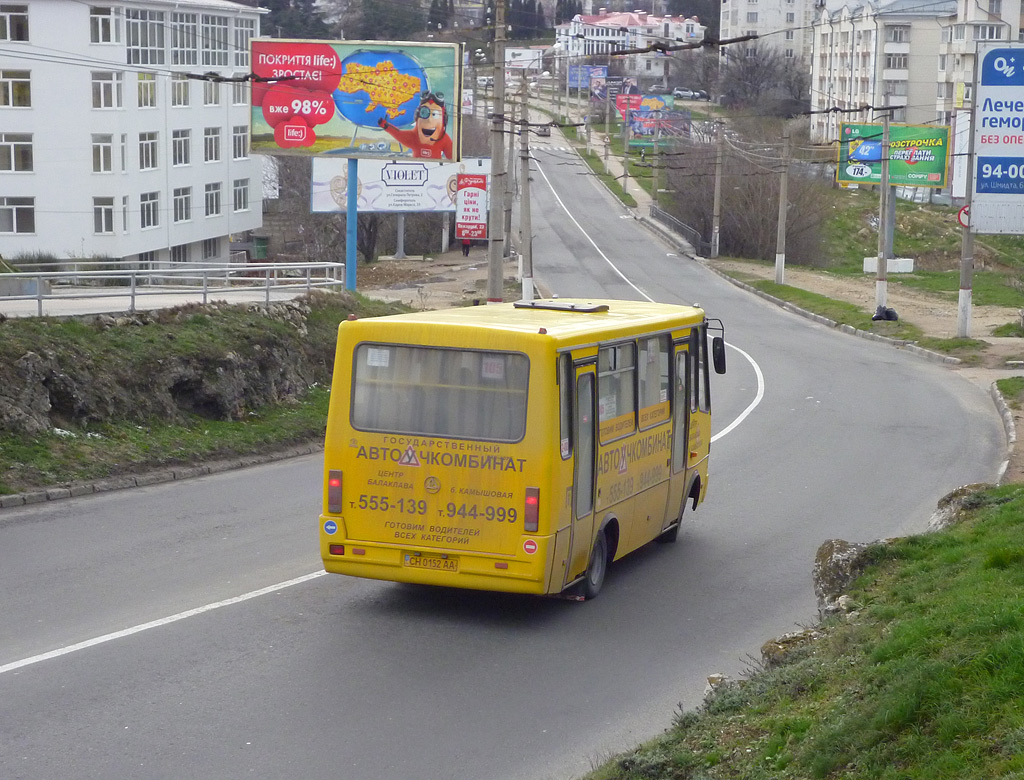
<box><xmin>555</xmin><ymin>10</ymin><xmax>705</xmax><ymax>86</ymax></box>
<box><xmin>935</xmin><ymin>0</ymin><xmax>1022</xmax><ymax>126</ymax></box>
<box><xmin>720</xmin><ymin>0</ymin><xmax>816</xmax><ymax>64</ymax></box>
<box><xmin>809</xmin><ymin>0</ymin><xmax>956</xmax><ymax>144</ymax></box>
<box><xmin>0</xmin><ymin>0</ymin><xmax>263</xmax><ymax>268</ymax></box>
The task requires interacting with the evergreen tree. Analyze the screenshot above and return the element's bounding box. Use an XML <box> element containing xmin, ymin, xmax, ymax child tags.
<box><xmin>262</xmin><ymin>0</ymin><xmax>331</xmax><ymax>39</ymax></box>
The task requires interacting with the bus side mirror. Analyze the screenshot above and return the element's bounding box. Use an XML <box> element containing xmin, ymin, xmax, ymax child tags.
<box><xmin>712</xmin><ymin>336</ymin><xmax>726</xmax><ymax>374</ymax></box>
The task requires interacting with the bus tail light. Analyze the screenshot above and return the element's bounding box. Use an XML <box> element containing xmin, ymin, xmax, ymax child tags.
<box><xmin>327</xmin><ymin>470</ymin><xmax>343</xmax><ymax>514</ymax></box>
<box><xmin>524</xmin><ymin>487</ymin><xmax>540</xmax><ymax>532</ymax></box>
<box><xmin>329</xmin><ymin>544</ymin><xmax>345</xmax><ymax>556</ymax></box>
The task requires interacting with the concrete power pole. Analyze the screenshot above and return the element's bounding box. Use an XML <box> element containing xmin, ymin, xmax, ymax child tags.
<box><xmin>875</xmin><ymin>104</ymin><xmax>891</xmax><ymax>310</ymax></box>
<box><xmin>520</xmin><ymin>111</ymin><xmax>534</xmax><ymax>301</ymax></box>
<box><xmin>486</xmin><ymin>1</ymin><xmax>507</xmax><ymax>303</ymax></box>
<box><xmin>775</xmin><ymin>126</ymin><xmax>790</xmax><ymax>285</ymax></box>
<box><xmin>711</xmin><ymin>121</ymin><xmax>724</xmax><ymax>259</ymax></box>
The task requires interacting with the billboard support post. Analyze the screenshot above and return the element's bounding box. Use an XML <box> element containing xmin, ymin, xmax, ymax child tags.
<box><xmin>875</xmin><ymin>108</ymin><xmax>890</xmax><ymax>309</ymax></box>
<box><xmin>346</xmin><ymin>157</ymin><xmax>357</xmax><ymax>291</ymax></box>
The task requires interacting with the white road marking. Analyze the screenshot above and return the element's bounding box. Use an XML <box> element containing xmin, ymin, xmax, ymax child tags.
<box><xmin>0</xmin><ymin>571</ymin><xmax>326</xmax><ymax>676</ymax></box>
<box><xmin>533</xmin><ymin>157</ymin><xmax>766</xmax><ymax>444</ymax></box>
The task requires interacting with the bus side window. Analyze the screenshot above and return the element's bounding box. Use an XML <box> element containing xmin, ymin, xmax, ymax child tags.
<box><xmin>597</xmin><ymin>343</ymin><xmax>637</xmax><ymax>442</ymax></box>
<box><xmin>559</xmin><ymin>354</ymin><xmax>572</xmax><ymax>459</ymax></box>
<box><xmin>638</xmin><ymin>334</ymin><xmax>670</xmax><ymax>429</ymax></box>
<box><xmin>690</xmin><ymin>329</ymin><xmax>703</xmax><ymax>413</ymax></box>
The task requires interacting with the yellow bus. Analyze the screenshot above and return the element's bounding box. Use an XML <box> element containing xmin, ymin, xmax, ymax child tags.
<box><xmin>319</xmin><ymin>298</ymin><xmax>726</xmax><ymax>599</ymax></box>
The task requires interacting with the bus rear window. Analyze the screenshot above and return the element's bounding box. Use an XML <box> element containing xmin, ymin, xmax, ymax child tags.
<box><xmin>351</xmin><ymin>344</ymin><xmax>529</xmax><ymax>442</ymax></box>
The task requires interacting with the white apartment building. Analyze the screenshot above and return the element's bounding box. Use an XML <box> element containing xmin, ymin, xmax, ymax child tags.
<box><xmin>720</xmin><ymin>0</ymin><xmax>816</xmax><ymax>64</ymax></box>
<box><xmin>935</xmin><ymin>0</ymin><xmax>1022</xmax><ymax>126</ymax></box>
<box><xmin>555</xmin><ymin>10</ymin><xmax>705</xmax><ymax>85</ymax></box>
<box><xmin>0</xmin><ymin>0</ymin><xmax>264</xmax><ymax>268</ymax></box>
<box><xmin>809</xmin><ymin>0</ymin><xmax>955</xmax><ymax>144</ymax></box>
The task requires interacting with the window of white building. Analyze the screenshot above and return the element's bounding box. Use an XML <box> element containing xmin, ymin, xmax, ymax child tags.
<box><xmin>0</xmin><ymin>69</ymin><xmax>30</xmax><ymax>106</ymax></box>
<box><xmin>90</xmin><ymin>6</ymin><xmax>120</xmax><ymax>43</ymax></box>
<box><xmin>171</xmin><ymin>73</ymin><xmax>189</xmax><ymax>106</ymax></box>
<box><xmin>94</xmin><ymin>197</ymin><xmax>114</xmax><ymax>233</ymax></box>
<box><xmin>137</xmin><ymin>73</ymin><xmax>156</xmax><ymax>108</ymax></box>
<box><xmin>232</xmin><ymin>126</ymin><xmax>248</xmax><ymax>159</ymax></box>
<box><xmin>204</xmin><ymin>79</ymin><xmax>220</xmax><ymax>106</ymax></box>
<box><xmin>201</xmin><ymin>15</ymin><xmax>229</xmax><ymax>67</ymax></box>
<box><xmin>885</xmin><ymin>53</ymin><xmax>908</xmax><ymax>69</ymax></box>
<box><xmin>92</xmin><ymin>134</ymin><xmax>113</xmax><ymax>172</ymax></box>
<box><xmin>170</xmin><ymin>243</ymin><xmax>189</xmax><ymax>263</ymax></box>
<box><xmin>0</xmin><ymin>132</ymin><xmax>32</xmax><ymax>171</ymax></box>
<box><xmin>234</xmin><ymin>18</ymin><xmax>255</xmax><ymax>67</ymax></box>
<box><xmin>139</xmin><ymin>131</ymin><xmax>158</xmax><ymax>170</ymax></box>
<box><xmin>126</xmin><ymin>9</ymin><xmax>165</xmax><ymax>65</ymax></box>
<box><xmin>204</xmin><ymin>127</ymin><xmax>221</xmax><ymax>162</ymax></box>
<box><xmin>92</xmin><ymin>71</ymin><xmax>123</xmax><ymax>108</ymax></box>
<box><xmin>202</xmin><ymin>237</ymin><xmax>219</xmax><ymax>260</ymax></box>
<box><xmin>140</xmin><ymin>191</ymin><xmax>159</xmax><ymax>229</ymax></box>
<box><xmin>0</xmin><ymin>4</ymin><xmax>28</xmax><ymax>41</ymax></box>
<box><xmin>205</xmin><ymin>182</ymin><xmax>222</xmax><ymax>216</ymax></box>
<box><xmin>232</xmin><ymin>78</ymin><xmax>248</xmax><ymax>105</ymax></box>
<box><xmin>0</xmin><ymin>196</ymin><xmax>34</xmax><ymax>233</ymax></box>
<box><xmin>976</xmin><ymin>24</ymin><xmax>1004</xmax><ymax>41</ymax></box>
<box><xmin>172</xmin><ymin>129</ymin><xmax>190</xmax><ymax>165</ymax></box>
<box><xmin>122</xmin><ymin>195</ymin><xmax>129</xmax><ymax>232</ymax></box>
<box><xmin>886</xmin><ymin>25</ymin><xmax>909</xmax><ymax>43</ymax></box>
<box><xmin>173</xmin><ymin>187</ymin><xmax>191</xmax><ymax>222</ymax></box>
<box><xmin>233</xmin><ymin>178</ymin><xmax>249</xmax><ymax>212</ymax></box>
<box><xmin>171</xmin><ymin>12</ymin><xmax>198</xmax><ymax>65</ymax></box>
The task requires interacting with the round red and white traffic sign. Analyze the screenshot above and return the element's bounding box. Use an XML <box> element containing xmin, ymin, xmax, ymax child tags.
<box><xmin>958</xmin><ymin>205</ymin><xmax>970</xmax><ymax>228</ymax></box>
<box><xmin>523</xmin><ymin>539</ymin><xmax>538</xmax><ymax>555</ymax></box>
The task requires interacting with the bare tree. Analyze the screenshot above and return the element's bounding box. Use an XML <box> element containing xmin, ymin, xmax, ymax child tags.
<box><xmin>719</xmin><ymin>42</ymin><xmax>810</xmax><ymax>116</ymax></box>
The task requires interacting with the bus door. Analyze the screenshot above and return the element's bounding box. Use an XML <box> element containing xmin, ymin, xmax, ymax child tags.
<box><xmin>663</xmin><ymin>341</ymin><xmax>691</xmax><ymax>530</ymax></box>
<box><xmin>566</xmin><ymin>363</ymin><xmax>597</xmax><ymax>586</ymax></box>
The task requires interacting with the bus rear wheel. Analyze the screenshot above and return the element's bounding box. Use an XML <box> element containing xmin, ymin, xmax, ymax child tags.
<box><xmin>583</xmin><ymin>530</ymin><xmax>608</xmax><ymax>600</ymax></box>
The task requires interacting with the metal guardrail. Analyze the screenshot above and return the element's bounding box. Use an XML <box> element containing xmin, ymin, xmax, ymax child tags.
<box><xmin>648</xmin><ymin>205</ymin><xmax>712</xmax><ymax>258</ymax></box>
<box><xmin>0</xmin><ymin>262</ymin><xmax>346</xmax><ymax>317</ymax></box>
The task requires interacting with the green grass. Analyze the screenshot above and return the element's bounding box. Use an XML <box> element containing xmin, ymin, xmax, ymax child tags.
<box><xmin>583</xmin><ymin>484</ymin><xmax>1024</xmax><ymax>780</ymax></box>
<box><xmin>0</xmin><ymin>389</ymin><xmax>331</xmax><ymax>494</ymax></box>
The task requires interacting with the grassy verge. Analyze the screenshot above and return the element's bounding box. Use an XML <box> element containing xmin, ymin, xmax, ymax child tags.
<box><xmin>0</xmin><ymin>388</ymin><xmax>331</xmax><ymax>493</ymax></box>
<box><xmin>0</xmin><ymin>292</ymin><xmax>404</xmax><ymax>496</ymax></box>
<box><xmin>584</xmin><ymin>484</ymin><xmax>1024</xmax><ymax>780</ymax></box>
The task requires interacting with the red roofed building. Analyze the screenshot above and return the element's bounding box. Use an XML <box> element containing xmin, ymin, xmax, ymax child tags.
<box><xmin>554</xmin><ymin>9</ymin><xmax>705</xmax><ymax>87</ymax></box>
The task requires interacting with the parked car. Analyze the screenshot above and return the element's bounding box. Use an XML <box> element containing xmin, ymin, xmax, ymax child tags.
<box><xmin>535</xmin><ymin>123</ymin><xmax>551</xmax><ymax>137</ymax></box>
<box><xmin>693</xmin><ymin>89</ymin><xmax>710</xmax><ymax>101</ymax></box>
<box><xmin>649</xmin><ymin>84</ymin><xmax>669</xmax><ymax>94</ymax></box>
<box><xmin>672</xmin><ymin>88</ymin><xmax>696</xmax><ymax>100</ymax></box>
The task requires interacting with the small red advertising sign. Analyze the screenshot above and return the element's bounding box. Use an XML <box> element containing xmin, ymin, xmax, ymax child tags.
<box><xmin>455</xmin><ymin>173</ymin><xmax>488</xmax><ymax>239</ymax></box>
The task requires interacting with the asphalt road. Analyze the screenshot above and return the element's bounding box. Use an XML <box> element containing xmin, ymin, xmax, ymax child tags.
<box><xmin>0</xmin><ymin>145</ymin><xmax>1006</xmax><ymax>780</ymax></box>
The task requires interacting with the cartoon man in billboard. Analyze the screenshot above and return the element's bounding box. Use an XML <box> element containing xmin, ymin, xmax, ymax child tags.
<box><xmin>377</xmin><ymin>91</ymin><xmax>453</xmax><ymax>159</ymax></box>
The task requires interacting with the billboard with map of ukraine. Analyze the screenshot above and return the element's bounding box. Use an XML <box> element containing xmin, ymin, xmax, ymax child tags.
<box><xmin>251</xmin><ymin>39</ymin><xmax>463</xmax><ymax>161</ymax></box>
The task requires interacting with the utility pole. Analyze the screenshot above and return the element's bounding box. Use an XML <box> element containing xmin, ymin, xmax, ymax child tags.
<box><xmin>486</xmin><ymin>0</ymin><xmax>507</xmax><ymax>303</ymax></box>
<box><xmin>875</xmin><ymin>102</ymin><xmax>891</xmax><ymax>310</ymax></box>
<box><xmin>775</xmin><ymin>125</ymin><xmax>790</xmax><ymax>285</ymax></box>
<box><xmin>520</xmin><ymin>112</ymin><xmax>533</xmax><ymax>301</ymax></box>
<box><xmin>711</xmin><ymin>121</ymin><xmax>724</xmax><ymax>258</ymax></box>
<box><xmin>621</xmin><ymin>107</ymin><xmax>630</xmax><ymax>196</ymax></box>
<box><xmin>503</xmin><ymin>83</ymin><xmax>516</xmax><ymax>260</ymax></box>
<box><xmin>957</xmin><ymin>71</ymin><xmax>980</xmax><ymax>337</ymax></box>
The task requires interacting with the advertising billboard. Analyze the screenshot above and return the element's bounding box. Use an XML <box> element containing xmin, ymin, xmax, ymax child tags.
<box><xmin>836</xmin><ymin>123</ymin><xmax>950</xmax><ymax>188</ymax></box>
<box><xmin>971</xmin><ymin>42</ymin><xmax>1024</xmax><ymax>234</ymax></box>
<box><xmin>569</xmin><ymin>65</ymin><xmax>608</xmax><ymax>89</ymax></box>
<box><xmin>251</xmin><ymin>39</ymin><xmax>463</xmax><ymax>161</ymax></box>
<box><xmin>456</xmin><ymin>174</ymin><xmax>488</xmax><ymax>239</ymax></box>
<box><xmin>310</xmin><ymin>157</ymin><xmax>490</xmax><ymax>213</ymax></box>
